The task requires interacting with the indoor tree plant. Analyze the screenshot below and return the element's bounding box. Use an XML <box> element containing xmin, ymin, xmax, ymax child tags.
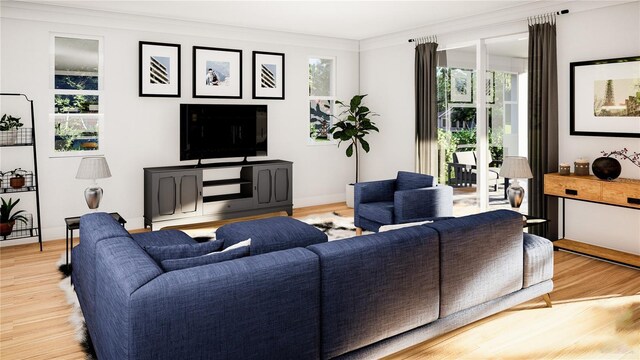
<box><xmin>0</xmin><ymin>198</ymin><xmax>28</xmax><ymax>236</ymax></box>
<box><xmin>0</xmin><ymin>114</ymin><xmax>23</xmax><ymax>146</ymax></box>
<box><xmin>329</xmin><ymin>94</ymin><xmax>379</xmax><ymax>207</ymax></box>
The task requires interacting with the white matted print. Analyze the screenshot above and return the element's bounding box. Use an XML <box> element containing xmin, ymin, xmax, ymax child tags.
<box><xmin>571</xmin><ymin>56</ymin><xmax>640</xmax><ymax>138</ymax></box>
<box><xmin>253</xmin><ymin>51</ymin><xmax>285</xmax><ymax>99</ymax></box>
<box><xmin>193</xmin><ymin>46</ymin><xmax>242</xmax><ymax>98</ymax></box>
<box><xmin>139</xmin><ymin>42</ymin><xmax>180</xmax><ymax>97</ymax></box>
<box><xmin>449</xmin><ymin>68</ymin><xmax>473</xmax><ymax>103</ymax></box>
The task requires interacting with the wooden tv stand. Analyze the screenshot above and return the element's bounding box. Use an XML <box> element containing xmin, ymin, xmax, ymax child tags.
<box><xmin>544</xmin><ymin>173</ymin><xmax>640</xmax><ymax>267</ymax></box>
<box><xmin>144</xmin><ymin>160</ymin><xmax>293</xmax><ymax>230</ymax></box>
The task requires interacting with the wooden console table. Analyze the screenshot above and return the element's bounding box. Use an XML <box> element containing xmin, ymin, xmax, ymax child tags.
<box><xmin>544</xmin><ymin>173</ymin><xmax>640</xmax><ymax>267</ymax></box>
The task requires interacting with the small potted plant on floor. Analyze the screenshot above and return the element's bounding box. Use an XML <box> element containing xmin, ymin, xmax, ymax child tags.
<box><xmin>329</xmin><ymin>94</ymin><xmax>379</xmax><ymax>207</ymax></box>
<box><xmin>0</xmin><ymin>114</ymin><xmax>23</xmax><ymax>146</ymax></box>
<box><xmin>9</xmin><ymin>168</ymin><xmax>26</xmax><ymax>189</ymax></box>
<box><xmin>0</xmin><ymin>198</ymin><xmax>27</xmax><ymax>236</ymax></box>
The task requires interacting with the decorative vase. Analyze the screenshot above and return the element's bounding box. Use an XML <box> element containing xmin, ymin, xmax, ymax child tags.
<box><xmin>0</xmin><ymin>220</ymin><xmax>15</xmax><ymax>236</ymax></box>
<box><xmin>592</xmin><ymin>157</ymin><xmax>622</xmax><ymax>180</ymax></box>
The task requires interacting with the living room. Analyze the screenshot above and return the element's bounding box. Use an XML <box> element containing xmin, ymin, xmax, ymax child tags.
<box><xmin>1</xmin><ymin>0</ymin><xmax>639</xmax><ymax>359</ymax></box>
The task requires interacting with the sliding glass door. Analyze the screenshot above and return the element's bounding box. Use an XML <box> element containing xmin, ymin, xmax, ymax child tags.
<box><xmin>436</xmin><ymin>34</ymin><xmax>528</xmax><ymax>215</ymax></box>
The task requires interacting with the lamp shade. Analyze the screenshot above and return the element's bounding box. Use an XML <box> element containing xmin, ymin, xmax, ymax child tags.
<box><xmin>499</xmin><ymin>156</ymin><xmax>533</xmax><ymax>179</ymax></box>
<box><xmin>76</xmin><ymin>156</ymin><xmax>112</xmax><ymax>180</ymax></box>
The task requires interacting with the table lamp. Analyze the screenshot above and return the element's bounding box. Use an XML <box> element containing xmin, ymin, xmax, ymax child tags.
<box><xmin>499</xmin><ymin>156</ymin><xmax>533</xmax><ymax>209</ymax></box>
<box><xmin>76</xmin><ymin>156</ymin><xmax>111</xmax><ymax>209</ymax></box>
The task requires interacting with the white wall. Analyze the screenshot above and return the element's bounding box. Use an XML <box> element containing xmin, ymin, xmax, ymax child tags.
<box><xmin>0</xmin><ymin>3</ymin><xmax>359</xmax><ymax>243</ymax></box>
<box><xmin>360</xmin><ymin>1</ymin><xmax>640</xmax><ymax>254</ymax></box>
<box><xmin>556</xmin><ymin>2</ymin><xmax>640</xmax><ymax>254</ymax></box>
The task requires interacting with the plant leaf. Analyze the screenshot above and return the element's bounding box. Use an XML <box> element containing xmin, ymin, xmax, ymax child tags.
<box><xmin>346</xmin><ymin>144</ymin><xmax>354</xmax><ymax>157</ymax></box>
<box><xmin>360</xmin><ymin>138</ymin><xmax>370</xmax><ymax>152</ymax></box>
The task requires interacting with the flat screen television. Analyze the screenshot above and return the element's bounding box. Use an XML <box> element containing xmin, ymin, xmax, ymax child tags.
<box><xmin>180</xmin><ymin>104</ymin><xmax>267</xmax><ymax>162</ymax></box>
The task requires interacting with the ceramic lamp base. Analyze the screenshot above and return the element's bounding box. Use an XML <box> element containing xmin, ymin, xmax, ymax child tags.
<box><xmin>507</xmin><ymin>181</ymin><xmax>525</xmax><ymax>209</ymax></box>
<box><xmin>85</xmin><ymin>186</ymin><xmax>103</xmax><ymax>209</ymax></box>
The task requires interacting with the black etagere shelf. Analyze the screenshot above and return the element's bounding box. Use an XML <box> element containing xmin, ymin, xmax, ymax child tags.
<box><xmin>0</xmin><ymin>93</ymin><xmax>43</xmax><ymax>250</ymax></box>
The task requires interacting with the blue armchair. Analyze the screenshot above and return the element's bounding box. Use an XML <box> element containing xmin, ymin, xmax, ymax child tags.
<box><xmin>354</xmin><ymin>171</ymin><xmax>454</xmax><ymax>233</ymax></box>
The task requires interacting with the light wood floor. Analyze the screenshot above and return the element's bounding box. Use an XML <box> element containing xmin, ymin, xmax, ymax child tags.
<box><xmin>1</xmin><ymin>203</ymin><xmax>639</xmax><ymax>359</ymax></box>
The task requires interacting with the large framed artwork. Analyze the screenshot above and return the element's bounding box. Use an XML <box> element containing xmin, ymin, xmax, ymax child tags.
<box><xmin>139</xmin><ymin>41</ymin><xmax>181</xmax><ymax>97</ymax></box>
<box><xmin>570</xmin><ymin>55</ymin><xmax>640</xmax><ymax>138</ymax></box>
<box><xmin>449</xmin><ymin>68</ymin><xmax>473</xmax><ymax>103</ymax></box>
<box><xmin>193</xmin><ymin>46</ymin><xmax>242</xmax><ymax>98</ymax></box>
<box><xmin>252</xmin><ymin>51</ymin><xmax>285</xmax><ymax>100</ymax></box>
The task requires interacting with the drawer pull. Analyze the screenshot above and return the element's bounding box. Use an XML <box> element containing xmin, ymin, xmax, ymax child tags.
<box><xmin>628</xmin><ymin>197</ymin><xmax>640</xmax><ymax>205</ymax></box>
<box><xmin>565</xmin><ymin>189</ymin><xmax>578</xmax><ymax>196</ymax></box>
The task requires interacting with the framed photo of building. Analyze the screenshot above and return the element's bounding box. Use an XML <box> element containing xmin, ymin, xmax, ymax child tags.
<box><xmin>449</xmin><ymin>68</ymin><xmax>473</xmax><ymax>103</ymax></box>
<box><xmin>193</xmin><ymin>46</ymin><xmax>242</xmax><ymax>98</ymax></box>
<box><xmin>570</xmin><ymin>55</ymin><xmax>640</xmax><ymax>138</ymax></box>
<box><xmin>252</xmin><ymin>51</ymin><xmax>285</xmax><ymax>100</ymax></box>
<box><xmin>139</xmin><ymin>41</ymin><xmax>181</xmax><ymax>97</ymax></box>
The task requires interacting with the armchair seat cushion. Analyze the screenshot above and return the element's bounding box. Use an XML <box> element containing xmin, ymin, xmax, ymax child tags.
<box><xmin>359</xmin><ymin>201</ymin><xmax>394</xmax><ymax>225</ymax></box>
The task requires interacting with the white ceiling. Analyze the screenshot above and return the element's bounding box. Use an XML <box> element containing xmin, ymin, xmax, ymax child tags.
<box><xmin>18</xmin><ymin>0</ymin><xmax>540</xmax><ymax>40</ymax></box>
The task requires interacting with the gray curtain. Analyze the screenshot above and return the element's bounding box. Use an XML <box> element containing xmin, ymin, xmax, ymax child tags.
<box><xmin>415</xmin><ymin>43</ymin><xmax>439</xmax><ymax>175</ymax></box>
<box><xmin>528</xmin><ymin>21</ymin><xmax>558</xmax><ymax>239</ymax></box>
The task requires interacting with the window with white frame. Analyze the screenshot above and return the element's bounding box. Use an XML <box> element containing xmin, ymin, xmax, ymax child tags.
<box><xmin>308</xmin><ymin>56</ymin><xmax>336</xmax><ymax>143</ymax></box>
<box><xmin>51</xmin><ymin>34</ymin><xmax>104</xmax><ymax>156</ymax></box>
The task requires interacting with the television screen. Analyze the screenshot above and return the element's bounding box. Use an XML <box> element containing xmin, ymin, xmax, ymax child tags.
<box><xmin>180</xmin><ymin>104</ymin><xmax>267</xmax><ymax>161</ymax></box>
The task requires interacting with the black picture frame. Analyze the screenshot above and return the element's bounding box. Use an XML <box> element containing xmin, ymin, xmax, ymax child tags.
<box><xmin>139</xmin><ymin>41</ymin><xmax>181</xmax><ymax>97</ymax></box>
<box><xmin>252</xmin><ymin>51</ymin><xmax>285</xmax><ymax>100</ymax></box>
<box><xmin>192</xmin><ymin>46</ymin><xmax>243</xmax><ymax>99</ymax></box>
<box><xmin>449</xmin><ymin>68</ymin><xmax>473</xmax><ymax>104</ymax></box>
<box><xmin>486</xmin><ymin>70</ymin><xmax>495</xmax><ymax>104</ymax></box>
<box><xmin>570</xmin><ymin>55</ymin><xmax>640</xmax><ymax>138</ymax></box>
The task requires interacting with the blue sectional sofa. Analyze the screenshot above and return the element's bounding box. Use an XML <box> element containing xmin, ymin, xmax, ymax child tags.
<box><xmin>72</xmin><ymin>210</ymin><xmax>554</xmax><ymax>360</ymax></box>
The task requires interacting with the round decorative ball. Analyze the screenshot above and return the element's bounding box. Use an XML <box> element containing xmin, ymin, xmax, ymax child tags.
<box><xmin>592</xmin><ymin>157</ymin><xmax>621</xmax><ymax>180</ymax></box>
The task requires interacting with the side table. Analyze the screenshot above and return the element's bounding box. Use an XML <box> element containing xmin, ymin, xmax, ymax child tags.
<box><xmin>65</xmin><ymin>212</ymin><xmax>126</xmax><ymax>266</ymax></box>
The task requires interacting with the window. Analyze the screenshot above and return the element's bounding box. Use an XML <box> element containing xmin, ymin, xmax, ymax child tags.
<box><xmin>51</xmin><ymin>35</ymin><xmax>103</xmax><ymax>156</ymax></box>
<box><xmin>308</xmin><ymin>57</ymin><xmax>336</xmax><ymax>143</ymax></box>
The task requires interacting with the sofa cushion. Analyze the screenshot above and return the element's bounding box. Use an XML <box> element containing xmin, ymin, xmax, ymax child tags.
<box><xmin>358</xmin><ymin>201</ymin><xmax>394</xmax><ymax>225</ymax></box>
<box><xmin>217</xmin><ymin>217</ymin><xmax>328</xmax><ymax>255</ymax></box>
<box><xmin>144</xmin><ymin>239</ymin><xmax>224</xmax><ymax>264</ymax></box>
<box><xmin>132</xmin><ymin>229</ymin><xmax>197</xmax><ymax>247</ymax></box>
<box><xmin>396</xmin><ymin>171</ymin><xmax>434</xmax><ymax>191</ymax></box>
<box><xmin>160</xmin><ymin>246</ymin><xmax>250</xmax><ymax>272</ymax></box>
<box><xmin>307</xmin><ymin>225</ymin><xmax>440</xmax><ymax>359</ymax></box>
<box><xmin>424</xmin><ymin>210</ymin><xmax>523</xmax><ymax>317</ymax></box>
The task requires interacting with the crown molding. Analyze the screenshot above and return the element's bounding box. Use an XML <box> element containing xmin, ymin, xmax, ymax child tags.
<box><xmin>359</xmin><ymin>0</ymin><xmax>636</xmax><ymax>51</ymax></box>
<box><xmin>0</xmin><ymin>1</ymin><xmax>360</xmax><ymax>52</ymax></box>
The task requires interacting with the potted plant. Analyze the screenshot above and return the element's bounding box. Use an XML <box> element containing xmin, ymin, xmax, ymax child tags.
<box><xmin>9</xmin><ymin>168</ymin><xmax>26</xmax><ymax>189</ymax></box>
<box><xmin>0</xmin><ymin>114</ymin><xmax>23</xmax><ymax>146</ymax></box>
<box><xmin>329</xmin><ymin>94</ymin><xmax>379</xmax><ymax>207</ymax></box>
<box><xmin>0</xmin><ymin>198</ymin><xmax>28</xmax><ymax>236</ymax></box>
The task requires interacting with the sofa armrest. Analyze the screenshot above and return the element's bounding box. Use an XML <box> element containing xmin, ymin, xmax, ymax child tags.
<box><xmin>393</xmin><ymin>185</ymin><xmax>453</xmax><ymax>224</ymax></box>
<box><xmin>523</xmin><ymin>233</ymin><xmax>554</xmax><ymax>288</ymax></box>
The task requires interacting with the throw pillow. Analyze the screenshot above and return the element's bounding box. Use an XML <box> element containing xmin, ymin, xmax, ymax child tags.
<box><xmin>396</xmin><ymin>171</ymin><xmax>434</xmax><ymax>191</ymax></box>
<box><xmin>144</xmin><ymin>239</ymin><xmax>224</xmax><ymax>263</ymax></box>
<box><xmin>379</xmin><ymin>220</ymin><xmax>433</xmax><ymax>232</ymax></box>
<box><xmin>221</xmin><ymin>238</ymin><xmax>251</xmax><ymax>252</ymax></box>
<box><xmin>161</xmin><ymin>246</ymin><xmax>249</xmax><ymax>272</ymax></box>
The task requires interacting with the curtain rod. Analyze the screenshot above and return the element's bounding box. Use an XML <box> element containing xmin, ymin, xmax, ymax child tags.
<box><xmin>408</xmin><ymin>9</ymin><xmax>569</xmax><ymax>43</ymax></box>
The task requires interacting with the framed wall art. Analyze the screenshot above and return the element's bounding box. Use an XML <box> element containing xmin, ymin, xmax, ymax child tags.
<box><xmin>486</xmin><ymin>70</ymin><xmax>495</xmax><ymax>104</ymax></box>
<box><xmin>139</xmin><ymin>41</ymin><xmax>181</xmax><ymax>97</ymax></box>
<box><xmin>193</xmin><ymin>46</ymin><xmax>242</xmax><ymax>98</ymax></box>
<box><xmin>570</xmin><ymin>55</ymin><xmax>640</xmax><ymax>138</ymax></box>
<box><xmin>449</xmin><ymin>68</ymin><xmax>473</xmax><ymax>103</ymax></box>
<box><xmin>252</xmin><ymin>51</ymin><xmax>285</xmax><ymax>100</ymax></box>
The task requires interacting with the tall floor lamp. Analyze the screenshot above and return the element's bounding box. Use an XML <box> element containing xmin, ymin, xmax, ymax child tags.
<box><xmin>499</xmin><ymin>156</ymin><xmax>533</xmax><ymax>210</ymax></box>
<box><xmin>76</xmin><ymin>156</ymin><xmax>111</xmax><ymax>209</ymax></box>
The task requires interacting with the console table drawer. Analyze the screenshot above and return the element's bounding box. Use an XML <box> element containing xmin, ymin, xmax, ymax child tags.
<box><xmin>544</xmin><ymin>176</ymin><xmax>602</xmax><ymax>201</ymax></box>
<box><xmin>602</xmin><ymin>181</ymin><xmax>640</xmax><ymax>209</ymax></box>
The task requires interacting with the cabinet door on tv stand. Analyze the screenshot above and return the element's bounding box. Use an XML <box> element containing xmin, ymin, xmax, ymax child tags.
<box><xmin>254</xmin><ymin>166</ymin><xmax>273</xmax><ymax>207</ymax></box>
<box><xmin>273</xmin><ymin>166</ymin><xmax>291</xmax><ymax>204</ymax></box>
<box><xmin>178</xmin><ymin>171</ymin><xmax>203</xmax><ymax>216</ymax></box>
<box><xmin>151</xmin><ymin>170</ymin><xmax>202</xmax><ymax>222</ymax></box>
